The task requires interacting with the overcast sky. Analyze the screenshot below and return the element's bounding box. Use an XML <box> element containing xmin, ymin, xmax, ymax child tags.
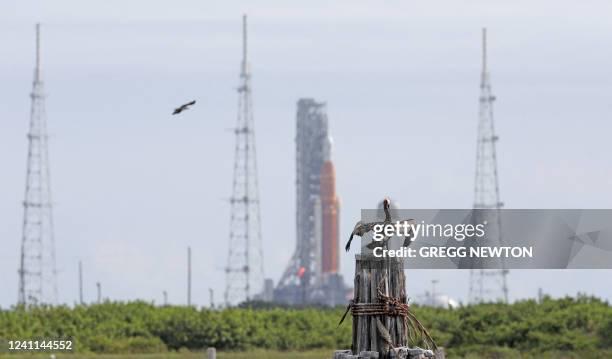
<box><xmin>1</xmin><ymin>1</ymin><xmax>611</xmax><ymax>308</ymax></box>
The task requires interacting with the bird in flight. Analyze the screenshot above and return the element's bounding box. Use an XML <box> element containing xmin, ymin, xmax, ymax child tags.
<box><xmin>172</xmin><ymin>100</ymin><xmax>196</xmax><ymax>115</ymax></box>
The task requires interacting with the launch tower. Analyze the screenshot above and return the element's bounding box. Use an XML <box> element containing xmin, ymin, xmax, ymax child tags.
<box><xmin>275</xmin><ymin>99</ymin><xmax>345</xmax><ymax>306</ymax></box>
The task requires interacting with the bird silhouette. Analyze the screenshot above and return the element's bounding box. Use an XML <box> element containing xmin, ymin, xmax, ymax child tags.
<box><xmin>172</xmin><ymin>100</ymin><xmax>196</xmax><ymax>115</ymax></box>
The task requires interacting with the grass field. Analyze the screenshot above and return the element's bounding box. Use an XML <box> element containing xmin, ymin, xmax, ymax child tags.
<box><xmin>4</xmin><ymin>349</ymin><xmax>612</xmax><ymax>359</ymax></box>
<box><xmin>0</xmin><ymin>350</ymin><xmax>330</xmax><ymax>359</ymax></box>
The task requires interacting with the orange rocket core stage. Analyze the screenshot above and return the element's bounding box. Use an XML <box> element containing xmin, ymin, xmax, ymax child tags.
<box><xmin>320</xmin><ymin>160</ymin><xmax>340</xmax><ymax>274</ymax></box>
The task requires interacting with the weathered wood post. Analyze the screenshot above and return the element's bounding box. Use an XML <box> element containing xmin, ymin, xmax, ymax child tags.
<box><xmin>352</xmin><ymin>254</ymin><xmax>407</xmax><ymax>355</ymax></box>
<box><xmin>333</xmin><ymin>198</ymin><xmax>441</xmax><ymax>359</ymax></box>
<box><xmin>334</xmin><ymin>253</ymin><xmax>440</xmax><ymax>359</ymax></box>
<box><xmin>206</xmin><ymin>347</ymin><xmax>216</xmax><ymax>359</ymax></box>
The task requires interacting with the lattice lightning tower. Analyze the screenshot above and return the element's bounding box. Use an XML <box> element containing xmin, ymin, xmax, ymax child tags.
<box><xmin>18</xmin><ymin>23</ymin><xmax>58</xmax><ymax>306</ymax></box>
<box><xmin>224</xmin><ymin>14</ymin><xmax>265</xmax><ymax>306</ymax></box>
<box><xmin>469</xmin><ymin>28</ymin><xmax>509</xmax><ymax>304</ymax></box>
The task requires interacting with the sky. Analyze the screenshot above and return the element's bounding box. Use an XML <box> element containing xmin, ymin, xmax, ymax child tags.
<box><xmin>1</xmin><ymin>1</ymin><xmax>611</xmax><ymax>308</ymax></box>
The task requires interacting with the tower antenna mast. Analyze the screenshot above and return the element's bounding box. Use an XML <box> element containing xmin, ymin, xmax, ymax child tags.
<box><xmin>469</xmin><ymin>28</ymin><xmax>509</xmax><ymax>304</ymax></box>
<box><xmin>224</xmin><ymin>14</ymin><xmax>265</xmax><ymax>306</ymax></box>
<box><xmin>18</xmin><ymin>23</ymin><xmax>58</xmax><ymax>306</ymax></box>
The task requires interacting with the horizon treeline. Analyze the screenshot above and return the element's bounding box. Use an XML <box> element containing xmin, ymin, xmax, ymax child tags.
<box><xmin>0</xmin><ymin>295</ymin><xmax>611</xmax><ymax>357</ymax></box>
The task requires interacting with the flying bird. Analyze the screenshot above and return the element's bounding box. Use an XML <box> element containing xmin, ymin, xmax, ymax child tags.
<box><xmin>172</xmin><ymin>100</ymin><xmax>196</xmax><ymax>115</ymax></box>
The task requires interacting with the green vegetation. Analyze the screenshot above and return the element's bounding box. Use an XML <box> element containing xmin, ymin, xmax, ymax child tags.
<box><xmin>0</xmin><ymin>295</ymin><xmax>611</xmax><ymax>358</ymax></box>
<box><xmin>0</xmin><ymin>303</ymin><xmax>349</xmax><ymax>353</ymax></box>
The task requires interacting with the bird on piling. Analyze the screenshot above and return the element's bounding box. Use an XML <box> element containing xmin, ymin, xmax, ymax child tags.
<box><xmin>381</xmin><ymin>196</ymin><xmax>392</xmax><ymax>222</ymax></box>
<box><xmin>172</xmin><ymin>100</ymin><xmax>196</xmax><ymax>115</ymax></box>
<box><xmin>366</xmin><ymin>218</ymin><xmax>416</xmax><ymax>250</ymax></box>
<box><xmin>345</xmin><ymin>197</ymin><xmax>416</xmax><ymax>251</ymax></box>
<box><xmin>345</xmin><ymin>197</ymin><xmax>391</xmax><ymax>251</ymax></box>
<box><xmin>345</xmin><ymin>220</ymin><xmax>383</xmax><ymax>252</ymax></box>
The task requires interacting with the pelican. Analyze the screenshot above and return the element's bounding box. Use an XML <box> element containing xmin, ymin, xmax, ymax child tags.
<box><xmin>345</xmin><ymin>198</ymin><xmax>416</xmax><ymax>251</ymax></box>
<box><xmin>365</xmin><ymin>218</ymin><xmax>417</xmax><ymax>250</ymax></box>
<box><xmin>345</xmin><ymin>197</ymin><xmax>392</xmax><ymax>251</ymax></box>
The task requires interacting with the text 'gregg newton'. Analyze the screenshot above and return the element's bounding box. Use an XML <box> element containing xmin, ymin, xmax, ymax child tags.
<box><xmin>372</xmin><ymin>246</ymin><xmax>534</xmax><ymax>259</ymax></box>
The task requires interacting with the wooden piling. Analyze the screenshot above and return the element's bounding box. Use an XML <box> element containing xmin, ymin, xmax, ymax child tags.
<box><xmin>352</xmin><ymin>254</ymin><xmax>407</xmax><ymax>357</ymax></box>
<box><xmin>333</xmin><ymin>246</ymin><xmax>444</xmax><ymax>359</ymax></box>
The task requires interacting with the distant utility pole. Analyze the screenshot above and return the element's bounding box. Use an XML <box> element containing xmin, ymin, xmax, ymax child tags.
<box><xmin>163</xmin><ymin>291</ymin><xmax>168</xmax><ymax>306</ymax></box>
<box><xmin>96</xmin><ymin>282</ymin><xmax>101</xmax><ymax>304</ymax></box>
<box><xmin>78</xmin><ymin>261</ymin><xmax>84</xmax><ymax>304</ymax></box>
<box><xmin>209</xmin><ymin>288</ymin><xmax>214</xmax><ymax>309</ymax></box>
<box><xmin>431</xmin><ymin>280</ymin><xmax>438</xmax><ymax>304</ymax></box>
<box><xmin>538</xmin><ymin>287</ymin><xmax>543</xmax><ymax>303</ymax></box>
<box><xmin>187</xmin><ymin>246</ymin><xmax>192</xmax><ymax>306</ymax></box>
<box><xmin>18</xmin><ymin>23</ymin><xmax>58</xmax><ymax>306</ymax></box>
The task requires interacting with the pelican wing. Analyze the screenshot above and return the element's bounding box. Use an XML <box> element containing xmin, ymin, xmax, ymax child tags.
<box><xmin>345</xmin><ymin>232</ymin><xmax>355</xmax><ymax>252</ymax></box>
<box><xmin>345</xmin><ymin>220</ymin><xmax>386</xmax><ymax>251</ymax></box>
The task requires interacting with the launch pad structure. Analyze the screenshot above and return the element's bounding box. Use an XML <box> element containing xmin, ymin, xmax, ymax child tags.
<box><xmin>219</xmin><ymin>16</ymin><xmax>344</xmax><ymax>307</ymax></box>
<box><xmin>274</xmin><ymin>99</ymin><xmax>347</xmax><ymax>306</ymax></box>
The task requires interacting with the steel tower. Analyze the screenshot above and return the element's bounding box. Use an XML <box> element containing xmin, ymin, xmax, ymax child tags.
<box><xmin>18</xmin><ymin>24</ymin><xmax>58</xmax><ymax>306</ymax></box>
<box><xmin>469</xmin><ymin>28</ymin><xmax>509</xmax><ymax>304</ymax></box>
<box><xmin>224</xmin><ymin>14</ymin><xmax>265</xmax><ymax>306</ymax></box>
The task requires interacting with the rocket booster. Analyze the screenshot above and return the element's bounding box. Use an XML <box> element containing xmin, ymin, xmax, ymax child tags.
<box><xmin>320</xmin><ymin>136</ymin><xmax>340</xmax><ymax>274</ymax></box>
